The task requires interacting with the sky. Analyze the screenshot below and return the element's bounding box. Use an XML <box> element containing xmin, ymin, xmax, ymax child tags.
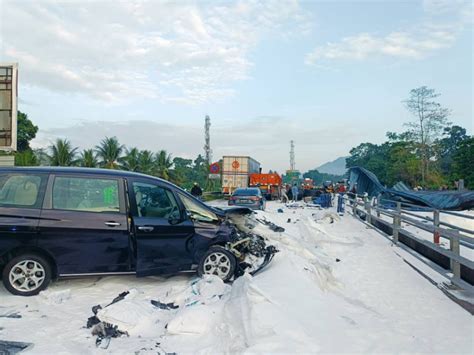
<box><xmin>0</xmin><ymin>0</ymin><xmax>472</xmax><ymax>173</ymax></box>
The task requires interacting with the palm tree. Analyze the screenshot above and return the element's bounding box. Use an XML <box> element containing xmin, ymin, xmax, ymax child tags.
<box><xmin>80</xmin><ymin>149</ymin><xmax>98</xmax><ymax>168</ymax></box>
<box><xmin>34</xmin><ymin>148</ymin><xmax>50</xmax><ymax>165</ymax></box>
<box><xmin>95</xmin><ymin>136</ymin><xmax>123</xmax><ymax>169</ymax></box>
<box><xmin>120</xmin><ymin>147</ymin><xmax>140</xmax><ymax>171</ymax></box>
<box><xmin>49</xmin><ymin>138</ymin><xmax>78</xmax><ymax>166</ymax></box>
<box><xmin>138</xmin><ymin>150</ymin><xmax>155</xmax><ymax>175</ymax></box>
<box><xmin>154</xmin><ymin>150</ymin><xmax>174</xmax><ymax>180</ymax></box>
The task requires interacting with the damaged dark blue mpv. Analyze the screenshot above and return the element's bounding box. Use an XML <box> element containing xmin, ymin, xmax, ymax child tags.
<box><xmin>0</xmin><ymin>167</ymin><xmax>277</xmax><ymax>296</ymax></box>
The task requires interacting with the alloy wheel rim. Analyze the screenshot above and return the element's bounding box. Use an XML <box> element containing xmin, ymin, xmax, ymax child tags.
<box><xmin>203</xmin><ymin>252</ymin><xmax>231</xmax><ymax>279</ymax></box>
<box><xmin>9</xmin><ymin>260</ymin><xmax>46</xmax><ymax>292</ymax></box>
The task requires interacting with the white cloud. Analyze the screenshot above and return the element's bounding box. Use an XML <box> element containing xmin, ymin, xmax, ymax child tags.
<box><xmin>1</xmin><ymin>0</ymin><xmax>311</xmax><ymax>104</ymax></box>
<box><xmin>305</xmin><ymin>1</ymin><xmax>471</xmax><ymax>65</ymax></box>
<box><xmin>423</xmin><ymin>0</ymin><xmax>472</xmax><ymax>18</ymax></box>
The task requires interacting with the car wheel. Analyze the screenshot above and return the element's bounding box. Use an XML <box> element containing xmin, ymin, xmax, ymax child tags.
<box><xmin>197</xmin><ymin>246</ymin><xmax>236</xmax><ymax>282</ymax></box>
<box><xmin>2</xmin><ymin>254</ymin><xmax>52</xmax><ymax>296</ymax></box>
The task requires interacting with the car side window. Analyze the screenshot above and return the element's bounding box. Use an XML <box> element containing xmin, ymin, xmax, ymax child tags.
<box><xmin>53</xmin><ymin>177</ymin><xmax>120</xmax><ymax>213</ymax></box>
<box><xmin>133</xmin><ymin>182</ymin><xmax>179</xmax><ymax>219</ymax></box>
<box><xmin>0</xmin><ymin>173</ymin><xmax>45</xmax><ymax>208</ymax></box>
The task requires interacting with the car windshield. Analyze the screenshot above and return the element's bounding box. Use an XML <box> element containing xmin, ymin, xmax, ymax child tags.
<box><xmin>178</xmin><ymin>193</ymin><xmax>218</xmax><ymax>222</ymax></box>
<box><xmin>233</xmin><ymin>188</ymin><xmax>260</xmax><ymax>196</ymax></box>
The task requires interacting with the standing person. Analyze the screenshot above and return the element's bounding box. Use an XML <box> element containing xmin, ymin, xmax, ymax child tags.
<box><xmin>349</xmin><ymin>183</ymin><xmax>357</xmax><ymax>205</ymax></box>
<box><xmin>190</xmin><ymin>182</ymin><xmax>203</xmax><ymax>199</ymax></box>
<box><xmin>337</xmin><ymin>192</ymin><xmax>345</xmax><ymax>215</ymax></box>
<box><xmin>350</xmin><ymin>183</ymin><xmax>357</xmax><ymax>196</ymax></box>
<box><xmin>338</xmin><ymin>183</ymin><xmax>346</xmax><ymax>193</ymax></box>
<box><xmin>291</xmin><ymin>183</ymin><xmax>299</xmax><ymax>203</ymax></box>
<box><xmin>280</xmin><ymin>184</ymin><xmax>289</xmax><ymax>203</ymax></box>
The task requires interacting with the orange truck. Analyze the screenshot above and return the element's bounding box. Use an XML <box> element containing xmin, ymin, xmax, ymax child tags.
<box><xmin>302</xmin><ymin>178</ymin><xmax>314</xmax><ymax>189</ymax></box>
<box><xmin>249</xmin><ymin>173</ymin><xmax>282</xmax><ymax>200</ymax></box>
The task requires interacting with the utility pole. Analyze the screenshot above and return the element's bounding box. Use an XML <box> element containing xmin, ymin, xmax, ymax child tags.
<box><xmin>204</xmin><ymin>115</ymin><xmax>213</xmax><ymax>192</ymax></box>
<box><xmin>290</xmin><ymin>140</ymin><xmax>295</xmax><ymax>171</ymax></box>
<box><xmin>204</xmin><ymin>115</ymin><xmax>212</xmax><ymax>165</ymax></box>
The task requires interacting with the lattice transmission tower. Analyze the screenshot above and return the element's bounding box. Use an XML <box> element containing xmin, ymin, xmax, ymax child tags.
<box><xmin>204</xmin><ymin>115</ymin><xmax>212</xmax><ymax>164</ymax></box>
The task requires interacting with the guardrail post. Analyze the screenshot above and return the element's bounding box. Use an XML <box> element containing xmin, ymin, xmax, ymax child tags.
<box><xmin>433</xmin><ymin>210</ymin><xmax>440</xmax><ymax>244</ymax></box>
<box><xmin>376</xmin><ymin>194</ymin><xmax>381</xmax><ymax>218</ymax></box>
<box><xmin>450</xmin><ymin>230</ymin><xmax>461</xmax><ymax>280</ymax></box>
<box><xmin>352</xmin><ymin>194</ymin><xmax>357</xmax><ymax>216</ymax></box>
<box><xmin>364</xmin><ymin>196</ymin><xmax>371</xmax><ymax>224</ymax></box>
<box><xmin>392</xmin><ymin>202</ymin><xmax>401</xmax><ymax>243</ymax></box>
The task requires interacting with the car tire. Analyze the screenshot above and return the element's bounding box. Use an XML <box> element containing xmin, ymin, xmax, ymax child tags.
<box><xmin>197</xmin><ymin>246</ymin><xmax>236</xmax><ymax>282</ymax></box>
<box><xmin>2</xmin><ymin>254</ymin><xmax>52</xmax><ymax>296</ymax></box>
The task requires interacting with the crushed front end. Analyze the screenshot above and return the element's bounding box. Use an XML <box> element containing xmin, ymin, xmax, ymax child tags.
<box><xmin>219</xmin><ymin>208</ymin><xmax>279</xmax><ymax>277</ymax></box>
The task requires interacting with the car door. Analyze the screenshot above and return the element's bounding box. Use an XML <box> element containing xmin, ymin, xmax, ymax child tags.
<box><xmin>0</xmin><ymin>172</ymin><xmax>48</xmax><ymax>255</ymax></box>
<box><xmin>129</xmin><ymin>179</ymin><xmax>195</xmax><ymax>276</ymax></box>
<box><xmin>38</xmin><ymin>174</ymin><xmax>130</xmax><ymax>275</ymax></box>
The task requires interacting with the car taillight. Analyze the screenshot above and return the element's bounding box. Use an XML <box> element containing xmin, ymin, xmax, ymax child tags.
<box><xmin>250</xmin><ymin>196</ymin><xmax>260</xmax><ymax>201</ymax></box>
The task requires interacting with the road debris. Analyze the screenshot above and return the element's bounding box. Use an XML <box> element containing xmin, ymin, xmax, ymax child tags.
<box><xmin>0</xmin><ymin>340</ymin><xmax>33</xmax><ymax>354</ymax></box>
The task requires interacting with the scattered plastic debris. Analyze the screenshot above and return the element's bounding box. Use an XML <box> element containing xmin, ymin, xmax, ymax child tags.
<box><xmin>286</xmin><ymin>202</ymin><xmax>304</xmax><ymax>209</ymax></box>
<box><xmin>305</xmin><ymin>203</ymin><xmax>322</xmax><ymax>209</ymax></box>
<box><xmin>0</xmin><ymin>340</ymin><xmax>33</xmax><ymax>354</ymax></box>
<box><xmin>92</xmin><ymin>322</ymin><xmax>127</xmax><ymax>349</ymax></box>
<box><xmin>256</xmin><ymin>218</ymin><xmax>285</xmax><ymax>232</ymax></box>
<box><xmin>0</xmin><ymin>311</ymin><xmax>21</xmax><ymax>319</ymax></box>
<box><xmin>150</xmin><ymin>300</ymin><xmax>179</xmax><ymax>310</ymax></box>
<box><xmin>86</xmin><ymin>291</ymin><xmax>135</xmax><ymax>348</ymax></box>
<box><xmin>106</xmin><ymin>291</ymin><xmax>130</xmax><ymax>307</ymax></box>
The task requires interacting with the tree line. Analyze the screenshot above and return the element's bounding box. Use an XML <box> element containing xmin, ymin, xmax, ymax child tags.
<box><xmin>346</xmin><ymin>86</ymin><xmax>473</xmax><ymax>189</ymax></box>
<box><xmin>13</xmin><ymin>112</ymin><xmax>214</xmax><ymax>191</ymax></box>
<box><xmin>302</xmin><ymin>169</ymin><xmax>344</xmax><ymax>186</ymax></box>
<box><xmin>12</xmin><ymin>86</ymin><xmax>474</xmax><ymax>193</ymax></box>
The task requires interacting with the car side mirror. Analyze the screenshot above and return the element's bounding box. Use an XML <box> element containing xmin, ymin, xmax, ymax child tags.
<box><xmin>168</xmin><ymin>207</ymin><xmax>182</xmax><ymax>225</ymax></box>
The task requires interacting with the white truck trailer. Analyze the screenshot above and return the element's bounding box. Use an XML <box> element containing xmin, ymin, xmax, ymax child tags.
<box><xmin>222</xmin><ymin>156</ymin><xmax>260</xmax><ymax>195</ymax></box>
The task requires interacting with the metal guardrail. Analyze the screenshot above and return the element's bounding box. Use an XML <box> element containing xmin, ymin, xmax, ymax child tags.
<box><xmin>344</xmin><ymin>194</ymin><xmax>473</xmax><ymax>288</ymax></box>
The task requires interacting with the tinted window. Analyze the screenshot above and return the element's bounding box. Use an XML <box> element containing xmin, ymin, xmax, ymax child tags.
<box><xmin>0</xmin><ymin>173</ymin><xmax>45</xmax><ymax>208</ymax></box>
<box><xmin>233</xmin><ymin>188</ymin><xmax>260</xmax><ymax>196</ymax></box>
<box><xmin>53</xmin><ymin>177</ymin><xmax>120</xmax><ymax>213</ymax></box>
<box><xmin>133</xmin><ymin>182</ymin><xmax>179</xmax><ymax>219</ymax></box>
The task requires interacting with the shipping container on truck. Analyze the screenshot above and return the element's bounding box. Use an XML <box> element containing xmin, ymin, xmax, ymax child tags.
<box><xmin>249</xmin><ymin>173</ymin><xmax>282</xmax><ymax>200</ymax></box>
<box><xmin>222</xmin><ymin>156</ymin><xmax>260</xmax><ymax>195</ymax></box>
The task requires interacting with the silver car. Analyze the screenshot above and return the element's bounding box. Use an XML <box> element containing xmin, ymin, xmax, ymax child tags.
<box><xmin>228</xmin><ymin>188</ymin><xmax>266</xmax><ymax>210</ymax></box>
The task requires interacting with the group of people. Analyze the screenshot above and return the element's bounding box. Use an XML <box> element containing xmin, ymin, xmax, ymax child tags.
<box><xmin>279</xmin><ymin>183</ymin><xmax>300</xmax><ymax>203</ymax></box>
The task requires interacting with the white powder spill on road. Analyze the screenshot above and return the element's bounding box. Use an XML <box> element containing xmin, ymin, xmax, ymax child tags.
<box><xmin>0</xmin><ymin>201</ymin><xmax>472</xmax><ymax>354</ymax></box>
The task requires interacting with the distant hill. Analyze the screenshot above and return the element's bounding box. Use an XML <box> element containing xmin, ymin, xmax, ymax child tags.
<box><xmin>316</xmin><ymin>156</ymin><xmax>348</xmax><ymax>176</ymax></box>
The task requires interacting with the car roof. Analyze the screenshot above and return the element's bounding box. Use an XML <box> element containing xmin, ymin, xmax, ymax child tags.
<box><xmin>234</xmin><ymin>187</ymin><xmax>260</xmax><ymax>193</ymax></box>
<box><xmin>0</xmin><ymin>166</ymin><xmax>170</xmax><ymax>183</ymax></box>
<box><xmin>0</xmin><ymin>166</ymin><xmax>238</xmax><ymax>216</ymax></box>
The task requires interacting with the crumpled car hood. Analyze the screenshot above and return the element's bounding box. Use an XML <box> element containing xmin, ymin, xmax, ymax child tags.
<box><xmin>212</xmin><ymin>206</ymin><xmax>253</xmax><ymax>217</ymax></box>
